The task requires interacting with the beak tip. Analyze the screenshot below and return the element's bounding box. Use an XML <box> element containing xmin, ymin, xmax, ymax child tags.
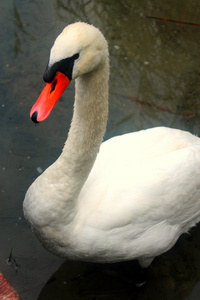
<box><xmin>31</xmin><ymin>111</ymin><xmax>39</xmax><ymax>123</ymax></box>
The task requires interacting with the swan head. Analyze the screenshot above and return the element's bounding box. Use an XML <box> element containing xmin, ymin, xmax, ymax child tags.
<box><xmin>30</xmin><ymin>22</ymin><xmax>108</xmax><ymax>123</ymax></box>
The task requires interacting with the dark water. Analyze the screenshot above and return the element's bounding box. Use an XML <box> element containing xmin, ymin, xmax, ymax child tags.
<box><xmin>0</xmin><ymin>1</ymin><xmax>200</xmax><ymax>299</ymax></box>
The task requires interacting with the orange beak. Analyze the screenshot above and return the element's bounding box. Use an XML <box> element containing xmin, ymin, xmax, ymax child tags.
<box><xmin>30</xmin><ymin>72</ymin><xmax>70</xmax><ymax>123</ymax></box>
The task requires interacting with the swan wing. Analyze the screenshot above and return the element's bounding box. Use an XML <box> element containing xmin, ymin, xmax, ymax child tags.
<box><xmin>77</xmin><ymin>127</ymin><xmax>200</xmax><ymax>237</ymax></box>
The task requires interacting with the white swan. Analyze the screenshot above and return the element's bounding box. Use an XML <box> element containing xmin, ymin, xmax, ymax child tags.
<box><xmin>23</xmin><ymin>22</ymin><xmax>200</xmax><ymax>269</ymax></box>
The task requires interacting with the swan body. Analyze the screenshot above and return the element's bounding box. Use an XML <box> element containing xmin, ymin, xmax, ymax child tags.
<box><xmin>23</xmin><ymin>22</ymin><xmax>200</xmax><ymax>268</ymax></box>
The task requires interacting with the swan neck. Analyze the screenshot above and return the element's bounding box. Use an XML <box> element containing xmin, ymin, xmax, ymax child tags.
<box><xmin>59</xmin><ymin>62</ymin><xmax>109</xmax><ymax>195</ymax></box>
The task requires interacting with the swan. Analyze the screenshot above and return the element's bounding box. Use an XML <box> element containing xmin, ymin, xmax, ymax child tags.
<box><xmin>23</xmin><ymin>22</ymin><xmax>200</xmax><ymax>269</ymax></box>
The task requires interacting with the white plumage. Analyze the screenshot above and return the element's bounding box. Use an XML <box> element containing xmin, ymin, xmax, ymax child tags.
<box><xmin>23</xmin><ymin>22</ymin><xmax>200</xmax><ymax>268</ymax></box>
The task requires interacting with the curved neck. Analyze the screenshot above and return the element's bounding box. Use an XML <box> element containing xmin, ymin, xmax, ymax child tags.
<box><xmin>56</xmin><ymin>61</ymin><xmax>109</xmax><ymax>200</ymax></box>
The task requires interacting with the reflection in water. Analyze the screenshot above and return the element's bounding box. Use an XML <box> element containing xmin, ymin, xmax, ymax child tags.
<box><xmin>0</xmin><ymin>0</ymin><xmax>200</xmax><ymax>299</ymax></box>
<box><xmin>13</xmin><ymin>5</ymin><xmax>35</xmax><ymax>56</ymax></box>
<box><xmin>52</xmin><ymin>0</ymin><xmax>199</xmax><ymax>137</ymax></box>
<box><xmin>39</xmin><ymin>227</ymin><xmax>200</xmax><ymax>300</ymax></box>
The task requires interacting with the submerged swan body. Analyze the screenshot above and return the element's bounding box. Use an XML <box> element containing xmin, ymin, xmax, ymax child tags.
<box><xmin>23</xmin><ymin>22</ymin><xmax>200</xmax><ymax>268</ymax></box>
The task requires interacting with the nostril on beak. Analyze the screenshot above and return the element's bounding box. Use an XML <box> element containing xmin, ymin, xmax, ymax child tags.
<box><xmin>31</xmin><ymin>111</ymin><xmax>39</xmax><ymax>123</ymax></box>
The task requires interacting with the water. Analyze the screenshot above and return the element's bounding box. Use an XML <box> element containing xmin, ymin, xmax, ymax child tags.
<box><xmin>0</xmin><ymin>0</ymin><xmax>200</xmax><ymax>299</ymax></box>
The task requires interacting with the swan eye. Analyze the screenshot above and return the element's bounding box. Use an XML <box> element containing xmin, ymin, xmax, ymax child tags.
<box><xmin>44</xmin><ymin>53</ymin><xmax>80</xmax><ymax>83</ymax></box>
<box><xmin>74</xmin><ymin>53</ymin><xmax>79</xmax><ymax>60</ymax></box>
